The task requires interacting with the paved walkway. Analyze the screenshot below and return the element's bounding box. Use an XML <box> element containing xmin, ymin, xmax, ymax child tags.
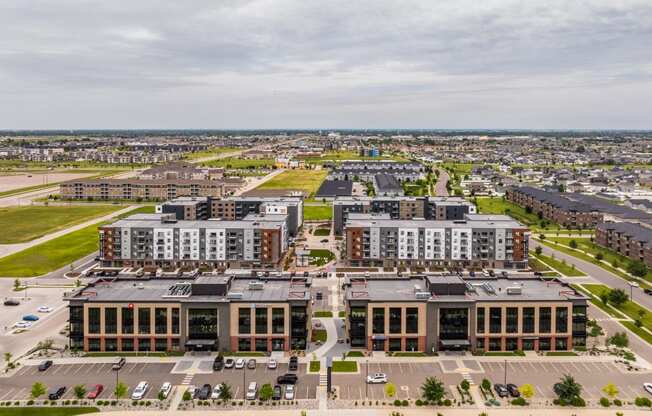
<box><xmin>434</xmin><ymin>169</ymin><xmax>450</xmax><ymax>196</ymax></box>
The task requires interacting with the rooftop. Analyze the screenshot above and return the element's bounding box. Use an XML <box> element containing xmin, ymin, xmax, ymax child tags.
<box><xmin>316</xmin><ymin>180</ymin><xmax>353</xmax><ymax>197</ymax></box>
<box><xmin>108</xmin><ymin>213</ymin><xmax>286</xmax><ymax>230</ymax></box>
<box><xmin>344</xmin><ymin>215</ymin><xmax>525</xmax><ymax>229</ymax></box>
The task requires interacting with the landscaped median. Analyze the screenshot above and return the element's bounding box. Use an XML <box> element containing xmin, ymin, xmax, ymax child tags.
<box><xmin>533</xmin><ymin>253</ymin><xmax>586</xmax><ymax>277</ymax></box>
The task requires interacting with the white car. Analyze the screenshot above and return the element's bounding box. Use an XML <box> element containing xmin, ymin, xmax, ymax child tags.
<box><xmin>644</xmin><ymin>383</ymin><xmax>652</xmax><ymax>395</ymax></box>
<box><xmin>246</xmin><ymin>382</ymin><xmax>257</xmax><ymax>400</ymax></box>
<box><xmin>267</xmin><ymin>359</ymin><xmax>278</xmax><ymax>370</ymax></box>
<box><xmin>366</xmin><ymin>373</ymin><xmax>388</xmax><ymax>384</ymax></box>
<box><xmin>131</xmin><ymin>381</ymin><xmax>149</xmax><ymax>400</ymax></box>
<box><xmin>13</xmin><ymin>321</ymin><xmax>32</xmax><ymax>329</ymax></box>
<box><xmin>211</xmin><ymin>384</ymin><xmax>222</xmax><ymax>400</ymax></box>
<box><xmin>284</xmin><ymin>384</ymin><xmax>295</xmax><ymax>400</ymax></box>
<box><xmin>159</xmin><ymin>382</ymin><xmax>172</xmax><ymax>399</ymax></box>
<box><xmin>235</xmin><ymin>358</ymin><xmax>246</xmax><ymax>369</ymax></box>
<box><xmin>186</xmin><ymin>385</ymin><xmax>197</xmax><ymax>398</ymax></box>
<box><xmin>37</xmin><ymin>306</ymin><xmax>53</xmax><ymax>313</ymax></box>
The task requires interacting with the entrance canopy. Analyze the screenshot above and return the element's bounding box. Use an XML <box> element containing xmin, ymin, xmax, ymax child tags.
<box><xmin>440</xmin><ymin>339</ymin><xmax>471</xmax><ymax>347</ymax></box>
<box><xmin>185</xmin><ymin>339</ymin><xmax>216</xmax><ymax>348</ymax></box>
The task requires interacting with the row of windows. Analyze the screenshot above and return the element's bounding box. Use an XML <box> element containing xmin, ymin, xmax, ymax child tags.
<box><xmin>238</xmin><ymin>308</ymin><xmax>285</xmax><ymax>334</ymax></box>
<box><xmin>476</xmin><ymin>306</ymin><xmax>569</xmax><ymax>335</ymax></box>
<box><xmin>477</xmin><ymin>337</ymin><xmax>571</xmax><ymax>351</ymax></box>
<box><xmin>88</xmin><ymin>307</ymin><xmax>180</xmax><ymax>335</ymax></box>
<box><xmin>87</xmin><ymin>337</ymin><xmax>180</xmax><ymax>352</ymax></box>
<box><xmin>372</xmin><ymin>307</ymin><xmax>419</xmax><ymax>334</ymax></box>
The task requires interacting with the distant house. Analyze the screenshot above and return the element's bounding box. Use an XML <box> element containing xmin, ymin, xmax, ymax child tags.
<box><xmin>315</xmin><ymin>180</ymin><xmax>353</xmax><ymax>200</ymax></box>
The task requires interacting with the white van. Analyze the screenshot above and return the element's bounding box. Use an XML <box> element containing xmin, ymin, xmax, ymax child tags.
<box><xmin>246</xmin><ymin>382</ymin><xmax>257</xmax><ymax>400</ymax></box>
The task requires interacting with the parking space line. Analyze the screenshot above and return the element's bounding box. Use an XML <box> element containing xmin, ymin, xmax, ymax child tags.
<box><xmin>0</xmin><ymin>389</ymin><xmax>15</xmax><ymax>401</ymax></box>
<box><xmin>12</xmin><ymin>388</ymin><xmax>27</xmax><ymax>400</ymax></box>
<box><xmin>127</xmin><ymin>363</ymin><xmax>138</xmax><ymax>373</ymax></box>
<box><xmin>138</xmin><ymin>363</ymin><xmax>147</xmax><ymax>373</ymax></box>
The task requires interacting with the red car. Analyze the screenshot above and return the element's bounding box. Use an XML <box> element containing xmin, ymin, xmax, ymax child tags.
<box><xmin>87</xmin><ymin>384</ymin><xmax>104</xmax><ymax>399</ymax></box>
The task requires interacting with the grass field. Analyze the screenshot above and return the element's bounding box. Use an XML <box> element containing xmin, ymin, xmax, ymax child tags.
<box><xmin>309</xmin><ymin>360</ymin><xmax>320</xmax><ymax>372</ymax></box>
<box><xmin>332</xmin><ymin>361</ymin><xmax>358</xmax><ymax>372</ymax></box>
<box><xmin>183</xmin><ymin>146</ymin><xmax>241</xmax><ymax>160</ymax></box>
<box><xmin>475</xmin><ymin>197</ymin><xmax>552</xmax><ymax>229</ymax></box>
<box><xmin>304</xmin><ymin>204</ymin><xmax>332</xmax><ymax>220</ymax></box>
<box><xmin>534</xmin><ymin>254</ymin><xmax>586</xmax><ymax>276</ymax></box>
<box><xmin>312</xmin><ymin>329</ymin><xmax>327</xmax><ymax>342</ymax></box>
<box><xmin>301</xmin><ymin>150</ymin><xmax>408</xmax><ymax>164</ymax></box>
<box><xmin>0</xmin><ymin>205</ymin><xmax>154</xmax><ymax>277</ymax></box>
<box><xmin>310</xmin><ymin>249</ymin><xmax>335</xmax><ymax>266</ymax></box>
<box><xmin>314</xmin><ymin>310</ymin><xmax>334</xmax><ymax>318</ymax></box>
<box><xmin>528</xmin><ymin>257</ymin><xmax>551</xmax><ymax>272</ymax></box>
<box><xmin>583</xmin><ymin>283</ymin><xmax>652</xmax><ymax>330</ymax></box>
<box><xmin>0</xmin><ymin>409</ymin><xmax>99</xmax><ymax>416</ymax></box>
<box><xmin>256</xmin><ymin>169</ymin><xmax>328</xmax><ymax>197</ymax></box>
<box><xmin>201</xmin><ymin>157</ymin><xmax>276</xmax><ymax>169</ymax></box>
<box><xmin>0</xmin><ymin>205</ymin><xmax>123</xmax><ymax>244</ymax></box>
<box><xmin>313</xmin><ymin>228</ymin><xmax>330</xmax><ymax>236</ymax></box>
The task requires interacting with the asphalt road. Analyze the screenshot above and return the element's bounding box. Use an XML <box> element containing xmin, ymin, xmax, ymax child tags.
<box><xmin>434</xmin><ymin>169</ymin><xmax>450</xmax><ymax>196</ymax></box>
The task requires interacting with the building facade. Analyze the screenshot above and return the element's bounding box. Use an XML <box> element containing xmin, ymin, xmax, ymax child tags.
<box><xmin>596</xmin><ymin>221</ymin><xmax>652</xmax><ymax>268</ymax></box>
<box><xmin>65</xmin><ymin>275</ymin><xmax>311</xmax><ymax>353</ymax></box>
<box><xmin>344</xmin><ymin>275</ymin><xmax>588</xmax><ymax>353</ymax></box>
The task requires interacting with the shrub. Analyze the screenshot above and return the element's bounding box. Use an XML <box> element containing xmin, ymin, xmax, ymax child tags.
<box><xmin>401</xmin><ymin>399</ymin><xmax>408</xmax><ymax>406</ymax></box>
<box><xmin>26</xmin><ymin>400</ymin><xmax>34</xmax><ymax>405</ymax></box>
<box><xmin>443</xmin><ymin>399</ymin><xmax>452</xmax><ymax>406</ymax></box>
<box><xmin>132</xmin><ymin>400</ymin><xmax>138</xmax><ymax>406</ymax></box>
<box><xmin>635</xmin><ymin>396</ymin><xmax>652</xmax><ymax>407</ymax></box>
<box><xmin>415</xmin><ymin>399</ymin><xmax>423</xmax><ymax>406</ymax></box>
<box><xmin>614</xmin><ymin>399</ymin><xmax>622</xmax><ymax>406</ymax></box>
<box><xmin>511</xmin><ymin>397</ymin><xmax>527</xmax><ymax>406</ymax></box>
<box><xmin>394</xmin><ymin>399</ymin><xmax>402</xmax><ymax>406</ymax></box>
<box><xmin>570</xmin><ymin>396</ymin><xmax>586</xmax><ymax>407</ymax></box>
<box><xmin>599</xmin><ymin>397</ymin><xmax>610</xmax><ymax>407</ymax></box>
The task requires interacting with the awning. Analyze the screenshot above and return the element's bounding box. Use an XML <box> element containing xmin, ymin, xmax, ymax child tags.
<box><xmin>440</xmin><ymin>339</ymin><xmax>471</xmax><ymax>346</ymax></box>
<box><xmin>521</xmin><ymin>336</ymin><xmax>539</xmax><ymax>340</ymax></box>
<box><xmin>371</xmin><ymin>335</ymin><xmax>387</xmax><ymax>341</ymax></box>
<box><xmin>185</xmin><ymin>339</ymin><xmax>216</xmax><ymax>347</ymax></box>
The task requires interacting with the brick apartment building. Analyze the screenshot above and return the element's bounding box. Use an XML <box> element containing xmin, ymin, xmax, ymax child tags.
<box><xmin>595</xmin><ymin>221</ymin><xmax>652</xmax><ymax>268</ymax></box>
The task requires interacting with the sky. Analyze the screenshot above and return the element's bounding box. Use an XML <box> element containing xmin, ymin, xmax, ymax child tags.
<box><xmin>1</xmin><ymin>0</ymin><xmax>652</xmax><ymax>130</ymax></box>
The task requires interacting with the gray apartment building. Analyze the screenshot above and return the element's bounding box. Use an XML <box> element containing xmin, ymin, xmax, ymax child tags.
<box><xmin>344</xmin><ymin>214</ymin><xmax>529</xmax><ymax>269</ymax></box>
<box><xmin>344</xmin><ymin>275</ymin><xmax>588</xmax><ymax>353</ymax></box>
<box><xmin>157</xmin><ymin>196</ymin><xmax>303</xmax><ymax>236</ymax></box>
<box><xmin>99</xmin><ymin>213</ymin><xmax>289</xmax><ymax>269</ymax></box>
<box><xmin>65</xmin><ymin>274</ymin><xmax>312</xmax><ymax>353</ymax></box>
<box><xmin>333</xmin><ymin>196</ymin><xmax>477</xmax><ymax>235</ymax></box>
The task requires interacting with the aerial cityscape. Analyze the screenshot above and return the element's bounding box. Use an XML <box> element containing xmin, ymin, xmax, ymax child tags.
<box><xmin>1</xmin><ymin>1</ymin><xmax>652</xmax><ymax>416</ymax></box>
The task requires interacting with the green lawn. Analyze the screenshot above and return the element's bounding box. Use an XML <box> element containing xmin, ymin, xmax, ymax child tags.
<box><xmin>313</xmin><ymin>228</ymin><xmax>330</xmax><ymax>236</ymax></box>
<box><xmin>314</xmin><ymin>310</ymin><xmax>333</xmax><ymax>318</ymax></box>
<box><xmin>309</xmin><ymin>360</ymin><xmax>321</xmax><ymax>372</ymax></box>
<box><xmin>312</xmin><ymin>329</ymin><xmax>327</xmax><ymax>343</ymax></box>
<box><xmin>183</xmin><ymin>146</ymin><xmax>241</xmax><ymax>160</ymax></box>
<box><xmin>301</xmin><ymin>151</ymin><xmax>408</xmax><ymax>164</ymax></box>
<box><xmin>475</xmin><ymin>197</ymin><xmax>552</xmax><ymax>229</ymax></box>
<box><xmin>310</xmin><ymin>249</ymin><xmax>335</xmax><ymax>266</ymax></box>
<box><xmin>0</xmin><ymin>409</ymin><xmax>99</xmax><ymax>416</ymax></box>
<box><xmin>0</xmin><ymin>206</ymin><xmax>153</xmax><ymax>277</ymax></box>
<box><xmin>304</xmin><ymin>204</ymin><xmax>332</xmax><ymax>221</ymax></box>
<box><xmin>332</xmin><ymin>361</ymin><xmax>358</xmax><ymax>372</ymax></box>
<box><xmin>338</xmin><ymin>311</ymin><xmax>346</xmax><ymax>318</ymax></box>
<box><xmin>570</xmin><ymin>284</ymin><xmax>628</xmax><ymax>319</ymax></box>
<box><xmin>223</xmin><ymin>351</ymin><xmax>267</xmax><ymax>357</ymax></box>
<box><xmin>529</xmin><ymin>257</ymin><xmax>551</xmax><ymax>272</ymax></box>
<box><xmin>0</xmin><ymin>205</ymin><xmax>123</xmax><ymax>244</ymax></box>
<box><xmin>345</xmin><ymin>351</ymin><xmax>365</xmax><ymax>357</ymax></box>
<box><xmin>201</xmin><ymin>157</ymin><xmax>276</xmax><ymax>169</ymax></box>
<box><xmin>482</xmin><ymin>351</ymin><xmax>525</xmax><ymax>357</ymax></box>
<box><xmin>391</xmin><ymin>352</ymin><xmax>426</xmax><ymax>357</ymax></box>
<box><xmin>257</xmin><ymin>169</ymin><xmax>328</xmax><ymax>197</ymax></box>
<box><xmin>534</xmin><ymin>254</ymin><xmax>586</xmax><ymax>276</ymax></box>
<box><xmin>546</xmin><ymin>351</ymin><xmax>578</xmax><ymax>356</ymax></box>
<box><xmin>583</xmin><ymin>283</ymin><xmax>652</xmax><ymax>329</ymax></box>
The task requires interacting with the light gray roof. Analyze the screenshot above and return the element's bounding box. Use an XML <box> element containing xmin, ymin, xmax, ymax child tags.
<box><xmin>109</xmin><ymin>213</ymin><xmax>285</xmax><ymax>230</ymax></box>
<box><xmin>344</xmin><ymin>216</ymin><xmax>525</xmax><ymax>229</ymax></box>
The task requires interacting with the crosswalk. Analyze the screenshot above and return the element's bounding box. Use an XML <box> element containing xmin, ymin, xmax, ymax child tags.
<box><xmin>461</xmin><ymin>372</ymin><xmax>475</xmax><ymax>385</ymax></box>
<box><xmin>181</xmin><ymin>374</ymin><xmax>194</xmax><ymax>385</ymax></box>
<box><xmin>319</xmin><ymin>373</ymin><xmax>328</xmax><ymax>386</ymax></box>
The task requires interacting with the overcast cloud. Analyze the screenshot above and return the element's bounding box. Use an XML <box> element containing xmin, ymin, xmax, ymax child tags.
<box><xmin>1</xmin><ymin>0</ymin><xmax>651</xmax><ymax>129</ymax></box>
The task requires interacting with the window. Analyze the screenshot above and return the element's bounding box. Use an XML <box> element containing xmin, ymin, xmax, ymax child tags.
<box><xmin>406</xmin><ymin>308</ymin><xmax>419</xmax><ymax>334</ymax></box>
<box><xmin>138</xmin><ymin>308</ymin><xmax>151</xmax><ymax>334</ymax></box>
<box><xmin>476</xmin><ymin>308</ymin><xmax>485</xmax><ymax>334</ymax></box>
<box><xmin>255</xmin><ymin>308</ymin><xmax>268</xmax><ymax>334</ymax></box>
<box><xmin>88</xmin><ymin>338</ymin><xmax>100</xmax><ymax>352</ymax></box>
<box><xmin>538</xmin><ymin>337</ymin><xmax>551</xmax><ymax>351</ymax></box>
<box><xmin>155</xmin><ymin>338</ymin><xmax>168</xmax><ymax>352</ymax></box>
<box><xmin>255</xmin><ymin>338</ymin><xmax>268</xmax><ymax>352</ymax></box>
<box><xmin>439</xmin><ymin>308</ymin><xmax>469</xmax><ymax>340</ymax></box>
<box><xmin>155</xmin><ymin>308</ymin><xmax>168</xmax><ymax>334</ymax></box>
<box><xmin>188</xmin><ymin>308</ymin><xmax>218</xmax><ymax>340</ymax></box>
<box><xmin>104</xmin><ymin>308</ymin><xmax>117</xmax><ymax>334</ymax></box>
<box><xmin>389</xmin><ymin>308</ymin><xmax>402</xmax><ymax>334</ymax></box>
<box><xmin>488</xmin><ymin>338</ymin><xmax>502</xmax><ymax>351</ymax></box>
<box><xmin>522</xmin><ymin>307</ymin><xmax>535</xmax><ymax>333</ymax></box>
<box><xmin>555</xmin><ymin>337</ymin><xmax>568</xmax><ymax>351</ymax></box>
<box><xmin>171</xmin><ymin>308</ymin><xmax>180</xmax><ymax>334</ymax></box>
<box><xmin>121</xmin><ymin>338</ymin><xmax>134</xmax><ymax>351</ymax></box>
<box><xmin>349</xmin><ymin>307</ymin><xmax>367</xmax><ymax>348</ymax></box>
<box><xmin>121</xmin><ymin>307</ymin><xmax>134</xmax><ymax>334</ymax></box>
<box><xmin>238</xmin><ymin>338</ymin><xmax>251</xmax><ymax>351</ymax></box>
<box><xmin>555</xmin><ymin>307</ymin><xmax>568</xmax><ymax>333</ymax></box>
<box><xmin>138</xmin><ymin>338</ymin><xmax>151</xmax><ymax>352</ymax></box>
<box><xmin>572</xmin><ymin>305</ymin><xmax>587</xmax><ymax>336</ymax></box>
<box><xmin>372</xmin><ymin>308</ymin><xmax>385</xmax><ymax>334</ymax></box>
<box><xmin>539</xmin><ymin>307</ymin><xmax>551</xmax><ymax>333</ymax></box>
<box><xmin>105</xmin><ymin>338</ymin><xmax>117</xmax><ymax>351</ymax></box>
<box><xmin>272</xmin><ymin>308</ymin><xmax>284</xmax><ymax>334</ymax></box>
<box><xmin>239</xmin><ymin>308</ymin><xmax>251</xmax><ymax>334</ymax></box>
<box><xmin>506</xmin><ymin>308</ymin><xmax>518</xmax><ymax>334</ymax></box>
<box><xmin>272</xmin><ymin>338</ymin><xmax>284</xmax><ymax>351</ymax></box>
<box><xmin>88</xmin><ymin>308</ymin><xmax>100</xmax><ymax>334</ymax></box>
<box><xmin>505</xmin><ymin>337</ymin><xmax>518</xmax><ymax>351</ymax></box>
<box><xmin>489</xmin><ymin>308</ymin><xmax>502</xmax><ymax>334</ymax></box>
<box><xmin>389</xmin><ymin>338</ymin><xmax>402</xmax><ymax>351</ymax></box>
<box><xmin>405</xmin><ymin>338</ymin><xmax>419</xmax><ymax>351</ymax></box>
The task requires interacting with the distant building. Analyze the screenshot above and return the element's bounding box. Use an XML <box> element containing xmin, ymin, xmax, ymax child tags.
<box><xmin>315</xmin><ymin>180</ymin><xmax>353</xmax><ymax>199</ymax></box>
<box><xmin>595</xmin><ymin>221</ymin><xmax>652</xmax><ymax>269</ymax></box>
<box><xmin>373</xmin><ymin>173</ymin><xmax>404</xmax><ymax>197</ymax></box>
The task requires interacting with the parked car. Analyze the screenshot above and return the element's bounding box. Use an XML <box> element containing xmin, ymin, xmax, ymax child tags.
<box><xmin>235</xmin><ymin>358</ymin><xmax>246</xmax><ymax>369</ymax></box>
<box><xmin>112</xmin><ymin>357</ymin><xmax>126</xmax><ymax>371</ymax></box>
<box><xmin>22</xmin><ymin>314</ymin><xmax>39</xmax><ymax>322</ymax></box>
<box><xmin>644</xmin><ymin>289</ymin><xmax>652</xmax><ymax>295</ymax></box>
<box><xmin>506</xmin><ymin>383</ymin><xmax>520</xmax><ymax>397</ymax></box>
<box><xmin>37</xmin><ymin>306</ymin><xmax>53</xmax><ymax>313</ymax></box>
<box><xmin>366</xmin><ymin>373</ymin><xmax>388</xmax><ymax>384</ymax></box>
<box><xmin>159</xmin><ymin>382</ymin><xmax>172</xmax><ymax>399</ymax></box>
<box><xmin>48</xmin><ymin>386</ymin><xmax>66</xmax><ymax>400</ymax></box>
<box><xmin>13</xmin><ymin>321</ymin><xmax>31</xmax><ymax>329</ymax></box>
<box><xmin>197</xmin><ymin>384</ymin><xmax>211</xmax><ymax>400</ymax></box>
<box><xmin>277</xmin><ymin>373</ymin><xmax>298</xmax><ymax>384</ymax></box>
<box><xmin>213</xmin><ymin>355</ymin><xmax>224</xmax><ymax>371</ymax></box>
<box><xmin>224</xmin><ymin>358</ymin><xmax>235</xmax><ymax>369</ymax></box>
<box><xmin>247</xmin><ymin>359</ymin><xmax>256</xmax><ymax>369</ymax></box>
<box><xmin>644</xmin><ymin>383</ymin><xmax>652</xmax><ymax>395</ymax></box>
<box><xmin>315</xmin><ymin>291</ymin><xmax>323</xmax><ymax>300</ymax></box>
<box><xmin>320</xmin><ymin>239</ymin><xmax>329</xmax><ymax>243</ymax></box>
<box><xmin>131</xmin><ymin>381</ymin><xmax>149</xmax><ymax>400</ymax></box>
<box><xmin>38</xmin><ymin>360</ymin><xmax>53</xmax><ymax>372</ymax></box>
<box><xmin>3</xmin><ymin>298</ymin><xmax>19</xmax><ymax>306</ymax></box>
<box><xmin>272</xmin><ymin>385</ymin><xmax>282</xmax><ymax>400</ymax></box>
<box><xmin>267</xmin><ymin>359</ymin><xmax>278</xmax><ymax>370</ymax></box>
<box><xmin>87</xmin><ymin>384</ymin><xmax>104</xmax><ymax>399</ymax></box>
<box><xmin>468</xmin><ymin>271</ymin><xmax>476</xmax><ymax>277</ymax></box>
<box><xmin>284</xmin><ymin>384</ymin><xmax>295</xmax><ymax>400</ymax></box>
<box><xmin>211</xmin><ymin>384</ymin><xmax>222</xmax><ymax>400</ymax></box>
<box><xmin>501</xmin><ymin>271</ymin><xmax>509</xmax><ymax>278</ymax></box>
<box><xmin>488</xmin><ymin>270</ymin><xmax>496</xmax><ymax>277</ymax></box>
<box><xmin>289</xmin><ymin>356</ymin><xmax>298</xmax><ymax>371</ymax></box>
<box><xmin>303</xmin><ymin>271</ymin><xmax>310</xmax><ymax>277</ymax></box>
<box><xmin>246</xmin><ymin>382</ymin><xmax>258</xmax><ymax>400</ymax></box>
<box><xmin>494</xmin><ymin>383</ymin><xmax>509</xmax><ymax>398</ymax></box>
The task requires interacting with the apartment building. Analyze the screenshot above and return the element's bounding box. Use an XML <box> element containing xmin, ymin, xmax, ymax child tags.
<box><xmin>333</xmin><ymin>196</ymin><xmax>477</xmax><ymax>235</ymax></box>
<box><xmin>65</xmin><ymin>274</ymin><xmax>311</xmax><ymax>353</ymax></box>
<box><xmin>506</xmin><ymin>186</ymin><xmax>603</xmax><ymax>228</ymax></box>
<box><xmin>99</xmin><ymin>213</ymin><xmax>288</xmax><ymax>269</ymax></box>
<box><xmin>344</xmin><ymin>214</ymin><xmax>529</xmax><ymax>269</ymax></box>
<box><xmin>156</xmin><ymin>196</ymin><xmax>303</xmax><ymax>237</ymax></box>
<box><xmin>344</xmin><ymin>275</ymin><xmax>588</xmax><ymax>353</ymax></box>
<box><xmin>596</xmin><ymin>221</ymin><xmax>652</xmax><ymax>268</ymax></box>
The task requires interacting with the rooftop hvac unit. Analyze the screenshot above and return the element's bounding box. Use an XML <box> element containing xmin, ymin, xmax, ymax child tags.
<box><xmin>414</xmin><ymin>284</ymin><xmax>422</xmax><ymax>292</ymax></box>
<box><xmin>248</xmin><ymin>281</ymin><xmax>264</xmax><ymax>290</ymax></box>
<box><xmin>506</xmin><ymin>286</ymin><xmax>522</xmax><ymax>295</ymax></box>
<box><xmin>227</xmin><ymin>292</ymin><xmax>244</xmax><ymax>299</ymax></box>
<box><xmin>482</xmin><ymin>283</ymin><xmax>496</xmax><ymax>294</ymax></box>
<box><xmin>415</xmin><ymin>292</ymin><xmax>431</xmax><ymax>300</ymax></box>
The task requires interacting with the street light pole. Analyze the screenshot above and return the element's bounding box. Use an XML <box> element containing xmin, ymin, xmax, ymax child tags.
<box><xmin>365</xmin><ymin>359</ymin><xmax>369</xmax><ymax>399</ymax></box>
<box><xmin>243</xmin><ymin>365</ymin><xmax>246</xmax><ymax>403</ymax></box>
<box><xmin>504</xmin><ymin>359</ymin><xmax>507</xmax><ymax>385</ymax></box>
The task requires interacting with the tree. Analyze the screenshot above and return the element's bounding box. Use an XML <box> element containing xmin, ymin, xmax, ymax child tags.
<box><xmin>595</xmin><ymin>252</ymin><xmax>604</xmax><ymax>261</ymax></box>
<box><xmin>31</xmin><ymin>382</ymin><xmax>46</xmax><ymax>399</ymax></box>
<box><xmin>421</xmin><ymin>377</ymin><xmax>446</xmax><ymax>402</ymax></box>
<box><xmin>627</xmin><ymin>261</ymin><xmax>648</xmax><ymax>278</ymax></box>
<box><xmin>602</xmin><ymin>383</ymin><xmax>619</xmax><ymax>399</ymax></box>
<box><xmin>114</xmin><ymin>382</ymin><xmax>128</xmax><ymax>399</ymax></box>
<box><xmin>535</xmin><ymin>246</ymin><xmax>542</xmax><ymax>256</ymax></box>
<box><xmin>481</xmin><ymin>378</ymin><xmax>492</xmax><ymax>392</ymax></box>
<box><xmin>608</xmin><ymin>289</ymin><xmax>628</xmax><ymax>307</ymax></box>
<box><xmin>599</xmin><ymin>291</ymin><xmax>609</xmax><ymax>306</ymax></box>
<box><xmin>608</xmin><ymin>332</ymin><xmax>629</xmax><ymax>348</ymax></box>
<box><xmin>539</xmin><ymin>234</ymin><xmax>546</xmax><ymax>240</ymax></box>
<box><xmin>3</xmin><ymin>352</ymin><xmax>12</xmax><ymax>368</ymax></box>
<box><xmin>385</xmin><ymin>382</ymin><xmax>396</xmax><ymax>398</ymax></box>
<box><xmin>219</xmin><ymin>383</ymin><xmax>233</xmax><ymax>401</ymax></box>
<box><xmin>182</xmin><ymin>391</ymin><xmax>192</xmax><ymax>401</ymax></box>
<box><xmin>259</xmin><ymin>383</ymin><xmax>273</xmax><ymax>401</ymax></box>
<box><xmin>553</xmin><ymin>375</ymin><xmax>582</xmax><ymax>402</ymax></box>
<box><xmin>13</xmin><ymin>278</ymin><xmax>21</xmax><ymax>291</ymax></box>
<box><xmin>74</xmin><ymin>384</ymin><xmax>86</xmax><ymax>399</ymax></box>
<box><xmin>569</xmin><ymin>239</ymin><xmax>578</xmax><ymax>249</ymax></box>
<box><xmin>460</xmin><ymin>379</ymin><xmax>470</xmax><ymax>392</ymax></box>
<box><xmin>158</xmin><ymin>390</ymin><xmax>166</xmax><ymax>401</ymax></box>
<box><xmin>519</xmin><ymin>384</ymin><xmax>535</xmax><ymax>400</ymax></box>
<box><xmin>39</xmin><ymin>338</ymin><xmax>55</xmax><ymax>354</ymax></box>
